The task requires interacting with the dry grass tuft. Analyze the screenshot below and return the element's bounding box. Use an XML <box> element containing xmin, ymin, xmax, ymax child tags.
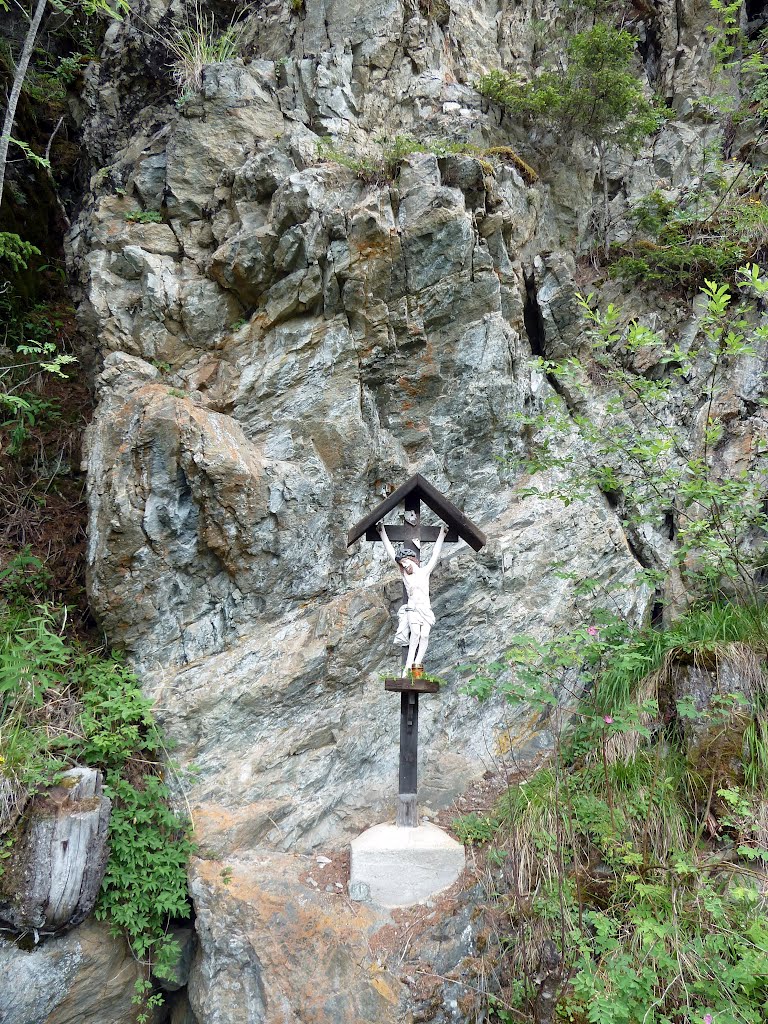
<box><xmin>0</xmin><ymin>771</ymin><xmax>27</xmax><ymax>835</ymax></box>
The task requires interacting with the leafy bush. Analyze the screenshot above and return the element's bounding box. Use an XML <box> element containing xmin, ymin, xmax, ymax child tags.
<box><xmin>611</xmin><ymin>184</ymin><xmax>768</xmax><ymax>291</ymax></box>
<box><xmin>465</xmin><ymin>260</ymin><xmax>768</xmax><ymax>1012</ymax></box>
<box><xmin>0</xmin><ymin>562</ymin><xmax>192</xmax><ymax>1009</ymax></box>
<box><xmin>464</xmin><ymin>267</ymin><xmax>768</xmax><ymax>1018</ymax></box>
<box><xmin>478</xmin><ymin>25</ymin><xmax>661</xmax><ymax>153</ymax></box>
<box><xmin>513</xmin><ymin>267</ymin><xmax>768</xmax><ymax>605</ymax></box>
<box><xmin>478</xmin><ymin>24</ymin><xmax>662</xmax><ymax>247</ymax></box>
<box><xmin>0</xmin><ymin>232</ymin><xmax>41</xmax><ymax>272</ymax></box>
<box><xmin>453</xmin><ymin>811</ymin><xmax>499</xmax><ymax>845</ymax></box>
<box><xmin>465</xmin><ymin>603</ymin><xmax>768</xmax><ymax>1023</ymax></box>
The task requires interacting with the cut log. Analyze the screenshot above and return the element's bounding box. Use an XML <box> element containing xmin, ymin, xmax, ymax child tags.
<box><xmin>0</xmin><ymin>767</ymin><xmax>111</xmax><ymax>935</ymax></box>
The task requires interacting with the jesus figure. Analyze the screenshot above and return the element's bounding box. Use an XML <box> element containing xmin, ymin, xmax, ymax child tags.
<box><xmin>377</xmin><ymin>522</ymin><xmax>447</xmax><ymax>674</ymax></box>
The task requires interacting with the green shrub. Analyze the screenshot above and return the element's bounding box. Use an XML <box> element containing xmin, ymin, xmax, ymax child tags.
<box><xmin>453</xmin><ymin>812</ymin><xmax>498</xmax><ymax>845</ymax></box>
<box><xmin>317</xmin><ymin>135</ymin><xmax>478</xmax><ymax>184</ymax></box>
<box><xmin>467</xmin><ymin>603</ymin><xmax>768</xmax><ymax>1023</ymax></box>
<box><xmin>478</xmin><ymin>24</ymin><xmax>662</xmax><ymax>247</ymax></box>
<box><xmin>511</xmin><ymin>268</ymin><xmax>768</xmax><ymax>603</ymax></box>
<box><xmin>478</xmin><ymin>25</ymin><xmax>662</xmax><ymax>153</ymax></box>
<box><xmin>610</xmin><ymin>183</ymin><xmax>768</xmax><ymax>291</ymax></box>
<box><xmin>0</xmin><ymin>566</ymin><xmax>192</xmax><ymax>1009</ymax></box>
<box><xmin>0</xmin><ymin>233</ymin><xmax>41</xmax><ymax>273</ymax></box>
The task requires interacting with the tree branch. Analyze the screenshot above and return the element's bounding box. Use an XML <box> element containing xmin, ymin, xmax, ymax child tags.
<box><xmin>0</xmin><ymin>0</ymin><xmax>48</xmax><ymax>213</ymax></box>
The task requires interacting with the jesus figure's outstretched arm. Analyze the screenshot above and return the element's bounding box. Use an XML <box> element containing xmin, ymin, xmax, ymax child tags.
<box><xmin>377</xmin><ymin>523</ymin><xmax>398</xmax><ymax>564</ymax></box>
<box><xmin>424</xmin><ymin>524</ymin><xmax>447</xmax><ymax>575</ymax></box>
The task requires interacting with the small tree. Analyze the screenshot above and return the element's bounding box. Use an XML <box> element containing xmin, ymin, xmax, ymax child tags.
<box><xmin>513</xmin><ymin>264</ymin><xmax>768</xmax><ymax>614</ymax></box>
<box><xmin>0</xmin><ymin>0</ymin><xmax>128</xmax><ymax>213</ymax></box>
<box><xmin>479</xmin><ymin>24</ymin><xmax>662</xmax><ymax>249</ymax></box>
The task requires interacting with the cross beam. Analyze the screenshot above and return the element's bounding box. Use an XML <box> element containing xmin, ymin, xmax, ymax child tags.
<box><xmin>381</xmin><ymin>493</ymin><xmax>449</xmax><ymax>826</ymax></box>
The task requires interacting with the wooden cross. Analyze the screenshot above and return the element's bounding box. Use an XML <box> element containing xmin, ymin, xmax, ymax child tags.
<box><xmin>348</xmin><ymin>474</ymin><xmax>486</xmax><ymax>827</ymax></box>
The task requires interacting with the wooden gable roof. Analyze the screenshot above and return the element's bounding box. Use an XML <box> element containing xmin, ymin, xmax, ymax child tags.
<box><xmin>347</xmin><ymin>473</ymin><xmax>487</xmax><ymax>552</ymax></box>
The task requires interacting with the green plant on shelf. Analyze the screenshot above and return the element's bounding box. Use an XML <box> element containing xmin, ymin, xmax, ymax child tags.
<box><xmin>124</xmin><ymin>210</ymin><xmax>163</xmax><ymax>224</ymax></box>
<box><xmin>164</xmin><ymin>2</ymin><xmax>245</xmax><ymax>95</ymax></box>
<box><xmin>609</xmin><ymin>181</ymin><xmax>768</xmax><ymax>291</ymax></box>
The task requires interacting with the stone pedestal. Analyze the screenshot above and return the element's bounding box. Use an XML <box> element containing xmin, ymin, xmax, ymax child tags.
<box><xmin>349</xmin><ymin>822</ymin><xmax>465</xmax><ymax>908</ymax></box>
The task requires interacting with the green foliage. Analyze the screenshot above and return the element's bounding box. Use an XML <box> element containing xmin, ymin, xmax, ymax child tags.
<box><xmin>469</xmin><ymin>283</ymin><xmax>768</xmax><ymax>1011</ymax></box>
<box><xmin>611</xmin><ymin>184</ymin><xmax>768</xmax><ymax>291</ymax></box>
<box><xmin>74</xmin><ymin>0</ymin><xmax>130</xmax><ymax>17</ymax></box>
<box><xmin>0</xmin><ymin>233</ymin><xmax>41</xmax><ymax>272</ymax></box>
<box><xmin>0</xmin><ymin>567</ymin><xmax>192</xmax><ymax>1006</ymax></box>
<box><xmin>1</xmin><ymin>295</ymin><xmax>77</xmax><ymax>458</ymax></box>
<box><xmin>0</xmin><ymin>550</ymin><xmax>51</xmax><ymax>606</ymax></box>
<box><xmin>468</xmin><ymin>603</ymin><xmax>768</xmax><ymax>1023</ymax></box>
<box><xmin>124</xmin><ymin>209</ymin><xmax>164</xmax><ymax>224</ymax></box>
<box><xmin>478</xmin><ymin>25</ymin><xmax>662</xmax><ymax>153</ymax></box>
<box><xmin>453</xmin><ymin>812</ymin><xmax>498</xmax><ymax>845</ymax></box>
<box><xmin>96</xmin><ymin>772</ymin><xmax>193</xmax><ymax>974</ymax></box>
<box><xmin>317</xmin><ymin>134</ymin><xmax>479</xmax><ymax>184</ymax></box>
<box><xmin>512</xmin><ymin>267</ymin><xmax>768</xmax><ymax>604</ymax></box>
<box><xmin>165</xmin><ymin>2</ymin><xmax>245</xmax><ymax>94</ymax></box>
<box><xmin>8</xmin><ymin>137</ymin><xmax>51</xmax><ymax>171</ymax></box>
<box><xmin>132</xmin><ymin>978</ymin><xmax>165</xmax><ymax>1024</ymax></box>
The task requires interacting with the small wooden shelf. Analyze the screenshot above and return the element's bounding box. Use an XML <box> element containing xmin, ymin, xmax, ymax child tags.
<box><xmin>384</xmin><ymin>677</ymin><xmax>440</xmax><ymax>694</ymax></box>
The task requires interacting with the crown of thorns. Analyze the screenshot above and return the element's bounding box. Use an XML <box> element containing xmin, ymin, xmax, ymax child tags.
<box><xmin>395</xmin><ymin>547</ymin><xmax>420</xmax><ymax>563</ymax></box>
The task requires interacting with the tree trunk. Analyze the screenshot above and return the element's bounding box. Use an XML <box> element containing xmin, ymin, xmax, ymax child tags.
<box><xmin>0</xmin><ymin>0</ymin><xmax>48</xmax><ymax>213</ymax></box>
<box><xmin>598</xmin><ymin>142</ymin><xmax>610</xmax><ymax>256</ymax></box>
<box><xmin>0</xmin><ymin>767</ymin><xmax>111</xmax><ymax>935</ymax></box>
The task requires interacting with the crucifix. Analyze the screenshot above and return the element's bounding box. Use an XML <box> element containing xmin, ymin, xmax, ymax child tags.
<box><xmin>348</xmin><ymin>474</ymin><xmax>486</xmax><ymax>827</ymax></box>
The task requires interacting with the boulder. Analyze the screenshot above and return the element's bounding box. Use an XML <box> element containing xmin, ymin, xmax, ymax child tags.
<box><xmin>0</xmin><ymin>921</ymin><xmax>142</xmax><ymax>1024</ymax></box>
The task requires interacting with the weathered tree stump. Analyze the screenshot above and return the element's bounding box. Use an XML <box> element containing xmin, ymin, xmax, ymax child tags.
<box><xmin>0</xmin><ymin>767</ymin><xmax>111</xmax><ymax>935</ymax></box>
<box><xmin>534</xmin><ymin>939</ymin><xmax>564</xmax><ymax>1024</ymax></box>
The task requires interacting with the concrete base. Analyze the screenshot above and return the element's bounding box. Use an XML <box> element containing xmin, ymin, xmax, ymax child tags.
<box><xmin>349</xmin><ymin>822</ymin><xmax>465</xmax><ymax>908</ymax></box>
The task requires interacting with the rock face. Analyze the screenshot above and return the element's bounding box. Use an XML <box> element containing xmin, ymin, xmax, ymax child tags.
<box><xmin>61</xmin><ymin>0</ymin><xmax>762</xmax><ymax>1019</ymax></box>
<box><xmin>0</xmin><ymin>921</ymin><xmax>143</xmax><ymax>1024</ymax></box>
<box><xmin>188</xmin><ymin>853</ymin><xmax>408</xmax><ymax>1023</ymax></box>
<box><xmin>0</xmin><ymin>768</ymin><xmax>110</xmax><ymax>935</ymax></box>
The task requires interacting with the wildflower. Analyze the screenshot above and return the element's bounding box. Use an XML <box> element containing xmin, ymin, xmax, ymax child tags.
<box><xmin>587</xmin><ymin>625</ymin><xmax>599</xmax><ymax>637</ymax></box>
<box><xmin>704</xmin><ymin>1015</ymin><xmax>713</xmax><ymax>1024</ymax></box>
<box><xmin>603</xmin><ymin>715</ymin><xmax>614</xmax><ymax>724</ymax></box>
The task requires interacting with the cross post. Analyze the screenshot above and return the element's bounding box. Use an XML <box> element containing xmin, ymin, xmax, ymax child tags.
<box><xmin>347</xmin><ymin>474</ymin><xmax>486</xmax><ymax>828</ymax></box>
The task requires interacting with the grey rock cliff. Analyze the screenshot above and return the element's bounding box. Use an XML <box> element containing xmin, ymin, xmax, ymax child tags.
<box><xmin>61</xmin><ymin>0</ymin><xmax>764</xmax><ymax>1019</ymax></box>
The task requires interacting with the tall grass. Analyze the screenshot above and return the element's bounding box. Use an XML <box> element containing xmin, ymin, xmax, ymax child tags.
<box><xmin>458</xmin><ymin>601</ymin><xmax>768</xmax><ymax>1022</ymax></box>
<box><xmin>165</xmin><ymin>3</ymin><xmax>245</xmax><ymax>94</ymax></box>
<box><xmin>593</xmin><ymin>602</ymin><xmax>768</xmax><ymax>715</ymax></box>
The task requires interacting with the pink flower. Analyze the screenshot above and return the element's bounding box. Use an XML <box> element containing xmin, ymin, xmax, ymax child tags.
<box><xmin>703</xmin><ymin>1015</ymin><xmax>713</xmax><ymax>1024</ymax></box>
<box><xmin>587</xmin><ymin>625</ymin><xmax>599</xmax><ymax>637</ymax></box>
<box><xmin>603</xmin><ymin>715</ymin><xmax>614</xmax><ymax>725</ymax></box>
